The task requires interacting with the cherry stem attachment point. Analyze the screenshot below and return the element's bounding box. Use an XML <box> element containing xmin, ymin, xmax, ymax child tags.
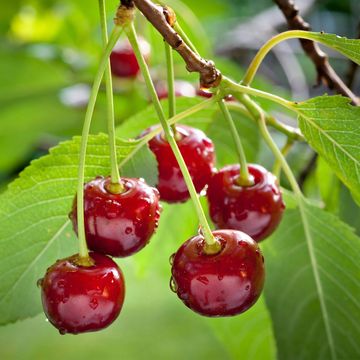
<box><xmin>124</xmin><ymin>22</ymin><xmax>218</xmax><ymax>250</ymax></box>
<box><xmin>99</xmin><ymin>0</ymin><xmax>124</xmax><ymax>192</ymax></box>
<box><xmin>218</xmin><ymin>100</ymin><xmax>254</xmax><ymax>187</ymax></box>
<box><xmin>76</xmin><ymin>24</ymin><xmax>123</xmax><ymax>261</ymax></box>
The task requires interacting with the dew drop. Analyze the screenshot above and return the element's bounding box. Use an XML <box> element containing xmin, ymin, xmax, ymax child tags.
<box><xmin>197</xmin><ymin>276</ymin><xmax>209</xmax><ymax>285</ymax></box>
<box><xmin>37</xmin><ymin>278</ymin><xmax>43</xmax><ymax>288</ymax></box>
<box><xmin>89</xmin><ymin>298</ymin><xmax>98</xmax><ymax>309</ymax></box>
<box><xmin>245</xmin><ymin>285</ymin><xmax>250</xmax><ymax>291</ymax></box>
<box><xmin>238</xmin><ymin>240</ymin><xmax>248</xmax><ymax>247</ymax></box>
<box><xmin>61</xmin><ymin>297</ymin><xmax>69</xmax><ymax>304</ymax></box>
<box><xmin>59</xmin><ymin>328</ymin><xmax>67</xmax><ymax>335</ymax></box>
<box><xmin>169</xmin><ymin>276</ymin><xmax>178</xmax><ymax>293</ymax></box>
<box><xmin>217</xmin><ymin>274</ymin><xmax>223</xmax><ymax>281</ymax></box>
<box><xmin>169</xmin><ymin>253</ymin><xmax>175</xmax><ymax>266</ymax></box>
<box><xmin>125</xmin><ymin>227</ymin><xmax>133</xmax><ymax>235</ymax></box>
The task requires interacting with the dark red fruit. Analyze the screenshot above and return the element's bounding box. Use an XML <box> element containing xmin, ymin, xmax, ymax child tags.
<box><xmin>110</xmin><ymin>37</ymin><xmax>150</xmax><ymax>78</ymax></box>
<box><xmin>156</xmin><ymin>80</ymin><xmax>196</xmax><ymax>100</ymax></box>
<box><xmin>170</xmin><ymin>229</ymin><xmax>265</xmax><ymax>317</ymax></box>
<box><xmin>141</xmin><ymin>125</ymin><xmax>215</xmax><ymax>203</ymax></box>
<box><xmin>70</xmin><ymin>177</ymin><xmax>161</xmax><ymax>257</ymax></box>
<box><xmin>39</xmin><ymin>252</ymin><xmax>125</xmax><ymax>334</ymax></box>
<box><xmin>207</xmin><ymin>164</ymin><xmax>285</xmax><ymax>242</ymax></box>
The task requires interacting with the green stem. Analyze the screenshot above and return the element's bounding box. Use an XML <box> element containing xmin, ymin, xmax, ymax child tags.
<box><xmin>124</xmin><ymin>22</ymin><xmax>218</xmax><ymax>251</ymax></box>
<box><xmin>226</xmin><ymin>102</ymin><xmax>304</xmax><ymax>141</ymax></box>
<box><xmin>165</xmin><ymin>41</ymin><xmax>177</xmax><ymax>135</ymax></box>
<box><xmin>173</xmin><ymin>22</ymin><xmax>199</xmax><ymax>55</ymax></box>
<box><xmin>243</xmin><ymin>30</ymin><xmax>323</xmax><ymax>86</ymax></box>
<box><xmin>98</xmin><ymin>0</ymin><xmax>124</xmax><ymax>193</ymax></box>
<box><xmin>239</xmin><ymin>94</ymin><xmax>302</xmax><ymax>196</ymax></box>
<box><xmin>76</xmin><ymin>25</ymin><xmax>123</xmax><ymax>261</ymax></box>
<box><xmin>222</xmin><ymin>77</ymin><xmax>294</xmax><ymax>111</ymax></box>
<box><xmin>273</xmin><ymin>139</ymin><xmax>294</xmax><ymax>179</ymax></box>
<box><xmin>218</xmin><ymin>100</ymin><xmax>254</xmax><ymax>186</ymax></box>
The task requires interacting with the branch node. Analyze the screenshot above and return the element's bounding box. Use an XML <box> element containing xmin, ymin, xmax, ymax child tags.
<box><xmin>114</xmin><ymin>4</ymin><xmax>135</xmax><ymax>26</ymax></box>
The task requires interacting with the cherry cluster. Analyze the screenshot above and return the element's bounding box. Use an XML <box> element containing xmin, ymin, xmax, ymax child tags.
<box><xmin>38</xmin><ymin>40</ymin><xmax>284</xmax><ymax>335</ymax></box>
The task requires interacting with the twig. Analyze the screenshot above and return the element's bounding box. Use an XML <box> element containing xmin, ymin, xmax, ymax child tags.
<box><xmin>273</xmin><ymin>0</ymin><xmax>359</xmax><ymax>105</ymax></box>
<box><xmin>131</xmin><ymin>0</ymin><xmax>221</xmax><ymax>88</ymax></box>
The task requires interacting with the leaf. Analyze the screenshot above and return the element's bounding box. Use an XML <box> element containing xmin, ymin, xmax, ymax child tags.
<box><xmin>295</xmin><ymin>95</ymin><xmax>360</xmax><ymax>203</ymax></box>
<box><xmin>206</xmin><ymin>297</ymin><xmax>277</xmax><ymax>360</ymax></box>
<box><xmin>307</xmin><ymin>32</ymin><xmax>360</xmax><ymax>65</ymax></box>
<box><xmin>0</xmin><ymin>133</ymin><xmax>156</xmax><ymax>325</ymax></box>
<box><xmin>263</xmin><ymin>197</ymin><xmax>360</xmax><ymax>360</ymax></box>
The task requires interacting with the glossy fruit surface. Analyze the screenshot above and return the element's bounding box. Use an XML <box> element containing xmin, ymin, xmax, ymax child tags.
<box><xmin>110</xmin><ymin>37</ymin><xmax>150</xmax><ymax>78</ymax></box>
<box><xmin>207</xmin><ymin>164</ymin><xmax>285</xmax><ymax>241</ymax></box>
<box><xmin>156</xmin><ymin>80</ymin><xmax>196</xmax><ymax>100</ymax></box>
<box><xmin>39</xmin><ymin>252</ymin><xmax>125</xmax><ymax>334</ymax></box>
<box><xmin>171</xmin><ymin>229</ymin><xmax>265</xmax><ymax>317</ymax></box>
<box><xmin>70</xmin><ymin>177</ymin><xmax>161</xmax><ymax>257</ymax></box>
<box><xmin>141</xmin><ymin>125</ymin><xmax>215</xmax><ymax>203</ymax></box>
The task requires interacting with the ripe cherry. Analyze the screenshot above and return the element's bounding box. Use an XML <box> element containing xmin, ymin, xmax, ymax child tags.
<box><xmin>39</xmin><ymin>252</ymin><xmax>125</xmax><ymax>334</ymax></box>
<box><xmin>141</xmin><ymin>125</ymin><xmax>215</xmax><ymax>203</ymax></box>
<box><xmin>170</xmin><ymin>229</ymin><xmax>265</xmax><ymax>317</ymax></box>
<box><xmin>110</xmin><ymin>37</ymin><xmax>150</xmax><ymax>78</ymax></box>
<box><xmin>70</xmin><ymin>176</ymin><xmax>161</xmax><ymax>257</ymax></box>
<box><xmin>156</xmin><ymin>80</ymin><xmax>196</xmax><ymax>100</ymax></box>
<box><xmin>207</xmin><ymin>164</ymin><xmax>285</xmax><ymax>242</ymax></box>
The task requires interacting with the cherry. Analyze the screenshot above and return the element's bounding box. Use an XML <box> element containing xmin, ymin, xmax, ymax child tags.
<box><xmin>141</xmin><ymin>125</ymin><xmax>215</xmax><ymax>203</ymax></box>
<box><xmin>156</xmin><ymin>80</ymin><xmax>196</xmax><ymax>100</ymax></box>
<box><xmin>170</xmin><ymin>229</ymin><xmax>265</xmax><ymax>317</ymax></box>
<box><xmin>110</xmin><ymin>37</ymin><xmax>150</xmax><ymax>78</ymax></box>
<box><xmin>70</xmin><ymin>176</ymin><xmax>161</xmax><ymax>257</ymax></box>
<box><xmin>206</xmin><ymin>164</ymin><xmax>285</xmax><ymax>242</ymax></box>
<box><xmin>39</xmin><ymin>252</ymin><xmax>125</xmax><ymax>334</ymax></box>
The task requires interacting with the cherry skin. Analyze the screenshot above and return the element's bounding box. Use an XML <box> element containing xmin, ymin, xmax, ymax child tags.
<box><xmin>39</xmin><ymin>252</ymin><xmax>125</xmax><ymax>334</ymax></box>
<box><xmin>206</xmin><ymin>164</ymin><xmax>285</xmax><ymax>242</ymax></box>
<box><xmin>156</xmin><ymin>80</ymin><xmax>196</xmax><ymax>100</ymax></box>
<box><xmin>170</xmin><ymin>229</ymin><xmax>265</xmax><ymax>317</ymax></box>
<box><xmin>70</xmin><ymin>176</ymin><xmax>161</xmax><ymax>257</ymax></box>
<box><xmin>141</xmin><ymin>125</ymin><xmax>215</xmax><ymax>203</ymax></box>
<box><xmin>110</xmin><ymin>37</ymin><xmax>150</xmax><ymax>78</ymax></box>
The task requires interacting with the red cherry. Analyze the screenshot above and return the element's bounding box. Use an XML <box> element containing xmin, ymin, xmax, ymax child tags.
<box><xmin>141</xmin><ymin>125</ymin><xmax>215</xmax><ymax>203</ymax></box>
<box><xmin>70</xmin><ymin>177</ymin><xmax>161</xmax><ymax>257</ymax></box>
<box><xmin>39</xmin><ymin>252</ymin><xmax>125</xmax><ymax>334</ymax></box>
<box><xmin>156</xmin><ymin>80</ymin><xmax>196</xmax><ymax>100</ymax></box>
<box><xmin>110</xmin><ymin>37</ymin><xmax>150</xmax><ymax>78</ymax></box>
<box><xmin>207</xmin><ymin>164</ymin><xmax>285</xmax><ymax>242</ymax></box>
<box><xmin>170</xmin><ymin>229</ymin><xmax>265</xmax><ymax>317</ymax></box>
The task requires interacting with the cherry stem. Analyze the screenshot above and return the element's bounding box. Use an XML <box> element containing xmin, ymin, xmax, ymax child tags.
<box><xmin>273</xmin><ymin>139</ymin><xmax>294</xmax><ymax>179</ymax></box>
<box><xmin>173</xmin><ymin>22</ymin><xmax>199</xmax><ymax>55</ymax></box>
<box><xmin>218</xmin><ymin>99</ymin><xmax>254</xmax><ymax>186</ymax></box>
<box><xmin>164</xmin><ymin>41</ymin><xmax>178</xmax><ymax>137</ymax></box>
<box><xmin>242</xmin><ymin>30</ymin><xmax>326</xmax><ymax>86</ymax></box>
<box><xmin>76</xmin><ymin>25</ymin><xmax>123</xmax><ymax>261</ymax></box>
<box><xmin>239</xmin><ymin>94</ymin><xmax>302</xmax><ymax>196</ymax></box>
<box><xmin>98</xmin><ymin>0</ymin><xmax>124</xmax><ymax>192</ymax></box>
<box><xmin>124</xmin><ymin>22</ymin><xmax>218</xmax><ymax>249</ymax></box>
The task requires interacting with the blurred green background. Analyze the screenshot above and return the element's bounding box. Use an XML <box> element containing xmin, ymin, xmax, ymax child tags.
<box><xmin>0</xmin><ymin>0</ymin><xmax>359</xmax><ymax>359</ymax></box>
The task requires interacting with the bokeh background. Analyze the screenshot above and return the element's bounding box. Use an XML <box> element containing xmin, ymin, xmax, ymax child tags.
<box><xmin>0</xmin><ymin>0</ymin><xmax>359</xmax><ymax>359</ymax></box>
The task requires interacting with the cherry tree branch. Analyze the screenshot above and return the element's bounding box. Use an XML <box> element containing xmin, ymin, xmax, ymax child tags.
<box><xmin>273</xmin><ymin>0</ymin><xmax>359</xmax><ymax>105</ymax></box>
<box><xmin>126</xmin><ymin>0</ymin><xmax>221</xmax><ymax>88</ymax></box>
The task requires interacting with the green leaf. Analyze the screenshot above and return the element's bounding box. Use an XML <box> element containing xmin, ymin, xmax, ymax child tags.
<box><xmin>0</xmin><ymin>134</ymin><xmax>156</xmax><ymax>325</ymax></box>
<box><xmin>263</xmin><ymin>198</ymin><xmax>360</xmax><ymax>360</ymax></box>
<box><xmin>206</xmin><ymin>297</ymin><xmax>276</xmax><ymax>360</ymax></box>
<box><xmin>295</xmin><ymin>95</ymin><xmax>360</xmax><ymax>203</ymax></box>
<box><xmin>308</xmin><ymin>32</ymin><xmax>360</xmax><ymax>65</ymax></box>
